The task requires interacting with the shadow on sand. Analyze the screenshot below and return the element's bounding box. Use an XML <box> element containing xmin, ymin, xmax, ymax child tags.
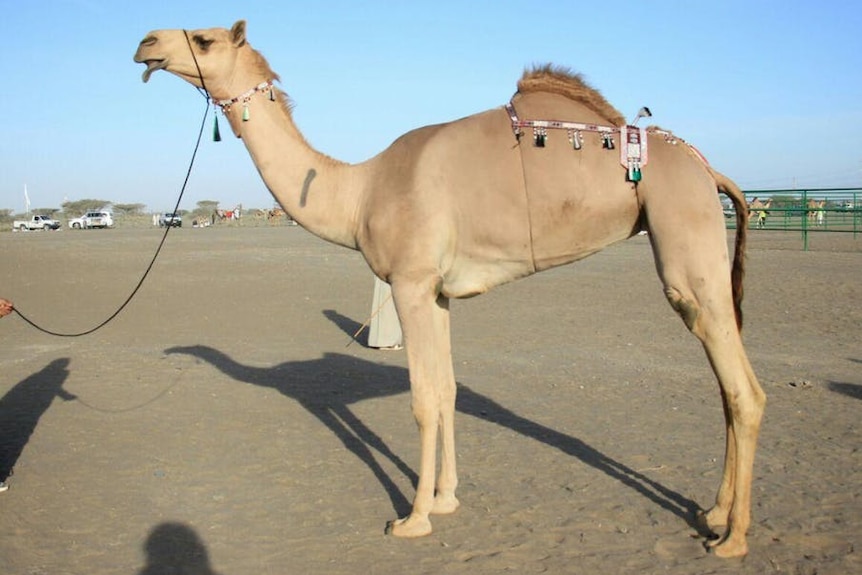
<box><xmin>826</xmin><ymin>359</ymin><xmax>862</xmax><ymax>400</ymax></box>
<box><xmin>138</xmin><ymin>522</ymin><xmax>223</xmax><ymax>575</ymax></box>
<box><xmin>828</xmin><ymin>381</ymin><xmax>862</xmax><ymax>400</ymax></box>
<box><xmin>0</xmin><ymin>358</ymin><xmax>75</xmax><ymax>483</ymax></box>
<box><xmin>166</xmin><ymin>341</ymin><xmax>706</xmax><ymax>533</ymax></box>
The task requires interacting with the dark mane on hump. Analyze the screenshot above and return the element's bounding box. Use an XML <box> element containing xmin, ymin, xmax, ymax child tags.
<box><xmin>517</xmin><ymin>64</ymin><xmax>625</xmax><ymax>126</ymax></box>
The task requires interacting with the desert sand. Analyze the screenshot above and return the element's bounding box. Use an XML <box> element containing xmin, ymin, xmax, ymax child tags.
<box><xmin>1</xmin><ymin>224</ymin><xmax>860</xmax><ymax>574</ymax></box>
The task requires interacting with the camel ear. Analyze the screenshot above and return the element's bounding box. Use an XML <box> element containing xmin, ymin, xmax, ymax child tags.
<box><xmin>230</xmin><ymin>20</ymin><xmax>247</xmax><ymax>47</ymax></box>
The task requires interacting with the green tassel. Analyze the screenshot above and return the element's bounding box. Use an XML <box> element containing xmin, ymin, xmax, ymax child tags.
<box><xmin>242</xmin><ymin>103</ymin><xmax>250</xmax><ymax>122</ymax></box>
<box><xmin>213</xmin><ymin>114</ymin><xmax>222</xmax><ymax>142</ymax></box>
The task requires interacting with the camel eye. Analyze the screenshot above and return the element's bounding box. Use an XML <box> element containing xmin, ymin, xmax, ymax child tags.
<box><xmin>193</xmin><ymin>35</ymin><xmax>214</xmax><ymax>50</ymax></box>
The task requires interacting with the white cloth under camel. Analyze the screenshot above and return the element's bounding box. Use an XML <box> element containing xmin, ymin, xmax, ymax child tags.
<box><xmin>368</xmin><ymin>277</ymin><xmax>403</xmax><ymax>348</ymax></box>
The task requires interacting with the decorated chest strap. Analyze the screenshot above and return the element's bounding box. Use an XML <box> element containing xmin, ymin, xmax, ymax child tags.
<box><xmin>505</xmin><ymin>101</ymin><xmax>649</xmax><ymax>183</ymax></box>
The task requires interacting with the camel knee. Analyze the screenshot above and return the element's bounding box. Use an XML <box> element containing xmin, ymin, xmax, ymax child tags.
<box><xmin>727</xmin><ymin>388</ymin><xmax>766</xmax><ymax>430</ymax></box>
<box><xmin>664</xmin><ymin>287</ymin><xmax>700</xmax><ymax>332</ymax></box>
<box><xmin>410</xmin><ymin>393</ymin><xmax>440</xmax><ymax>427</ymax></box>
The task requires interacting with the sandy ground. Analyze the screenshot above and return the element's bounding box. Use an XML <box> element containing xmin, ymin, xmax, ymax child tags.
<box><xmin>0</xmin><ymin>225</ymin><xmax>860</xmax><ymax>574</ymax></box>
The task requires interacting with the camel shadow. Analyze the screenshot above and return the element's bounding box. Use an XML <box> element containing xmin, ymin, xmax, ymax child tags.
<box><xmin>138</xmin><ymin>522</ymin><xmax>224</xmax><ymax>575</ymax></box>
<box><xmin>165</xmin><ymin>345</ymin><xmax>703</xmax><ymax>532</ymax></box>
<box><xmin>165</xmin><ymin>345</ymin><xmax>417</xmax><ymax>515</ymax></box>
<box><xmin>0</xmin><ymin>358</ymin><xmax>75</xmax><ymax>483</ymax></box>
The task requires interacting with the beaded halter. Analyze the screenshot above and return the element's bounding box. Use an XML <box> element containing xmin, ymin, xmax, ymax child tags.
<box><xmin>211</xmin><ymin>80</ymin><xmax>276</xmax><ymax>140</ymax></box>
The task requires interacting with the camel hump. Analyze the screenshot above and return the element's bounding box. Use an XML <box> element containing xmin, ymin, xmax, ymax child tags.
<box><xmin>517</xmin><ymin>64</ymin><xmax>626</xmax><ymax>127</ymax></box>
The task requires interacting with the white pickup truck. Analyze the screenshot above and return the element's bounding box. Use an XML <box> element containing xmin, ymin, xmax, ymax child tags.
<box><xmin>12</xmin><ymin>215</ymin><xmax>61</xmax><ymax>231</ymax></box>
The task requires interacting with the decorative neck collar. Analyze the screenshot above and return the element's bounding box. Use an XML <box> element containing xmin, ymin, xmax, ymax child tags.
<box><xmin>214</xmin><ymin>80</ymin><xmax>276</xmax><ymax>119</ymax></box>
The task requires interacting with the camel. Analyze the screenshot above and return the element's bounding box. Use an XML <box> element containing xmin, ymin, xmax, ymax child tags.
<box><xmin>807</xmin><ymin>198</ymin><xmax>825</xmax><ymax>226</ymax></box>
<box><xmin>749</xmin><ymin>197</ymin><xmax>773</xmax><ymax>229</ymax></box>
<box><xmin>135</xmin><ymin>21</ymin><xmax>765</xmax><ymax>558</ymax></box>
<box><xmin>214</xmin><ymin>203</ymin><xmax>243</xmax><ymax>222</ymax></box>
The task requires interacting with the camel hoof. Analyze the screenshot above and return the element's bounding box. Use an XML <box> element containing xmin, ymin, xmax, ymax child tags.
<box><xmin>385</xmin><ymin>514</ymin><xmax>432</xmax><ymax>538</ymax></box>
<box><xmin>703</xmin><ymin>530</ymin><xmax>748</xmax><ymax>558</ymax></box>
<box><xmin>710</xmin><ymin>537</ymin><xmax>749</xmax><ymax>558</ymax></box>
<box><xmin>432</xmin><ymin>493</ymin><xmax>460</xmax><ymax>515</ymax></box>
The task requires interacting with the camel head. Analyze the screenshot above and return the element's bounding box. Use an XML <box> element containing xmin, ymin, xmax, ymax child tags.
<box><xmin>134</xmin><ymin>20</ymin><xmax>250</xmax><ymax>95</ymax></box>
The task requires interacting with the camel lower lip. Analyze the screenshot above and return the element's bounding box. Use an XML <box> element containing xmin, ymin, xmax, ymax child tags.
<box><xmin>141</xmin><ymin>60</ymin><xmax>167</xmax><ymax>83</ymax></box>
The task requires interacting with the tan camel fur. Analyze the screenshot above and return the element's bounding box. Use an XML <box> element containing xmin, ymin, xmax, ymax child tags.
<box><xmin>135</xmin><ymin>21</ymin><xmax>765</xmax><ymax>558</ymax></box>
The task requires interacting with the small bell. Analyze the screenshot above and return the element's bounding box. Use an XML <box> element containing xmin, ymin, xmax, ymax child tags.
<box><xmin>534</xmin><ymin>128</ymin><xmax>546</xmax><ymax>148</ymax></box>
<box><xmin>602</xmin><ymin>133</ymin><xmax>615</xmax><ymax>150</ymax></box>
<box><xmin>569</xmin><ymin>130</ymin><xmax>582</xmax><ymax>150</ymax></box>
<box><xmin>242</xmin><ymin>103</ymin><xmax>250</xmax><ymax>122</ymax></box>
<box><xmin>269</xmin><ymin>86</ymin><xmax>276</xmax><ymax>101</ymax></box>
<box><xmin>213</xmin><ymin>114</ymin><xmax>222</xmax><ymax>142</ymax></box>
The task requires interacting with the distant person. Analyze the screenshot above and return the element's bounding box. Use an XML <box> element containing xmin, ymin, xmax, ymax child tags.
<box><xmin>0</xmin><ymin>298</ymin><xmax>14</xmax><ymax>492</ymax></box>
<box><xmin>368</xmin><ymin>278</ymin><xmax>403</xmax><ymax>350</ymax></box>
<box><xmin>749</xmin><ymin>197</ymin><xmax>771</xmax><ymax>230</ymax></box>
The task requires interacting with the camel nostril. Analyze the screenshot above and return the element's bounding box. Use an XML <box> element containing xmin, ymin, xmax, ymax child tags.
<box><xmin>140</xmin><ymin>35</ymin><xmax>157</xmax><ymax>47</ymax></box>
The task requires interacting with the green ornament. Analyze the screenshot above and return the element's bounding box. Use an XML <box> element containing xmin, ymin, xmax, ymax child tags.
<box><xmin>213</xmin><ymin>114</ymin><xmax>222</xmax><ymax>142</ymax></box>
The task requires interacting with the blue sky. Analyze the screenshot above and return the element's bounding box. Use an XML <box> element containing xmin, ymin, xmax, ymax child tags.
<box><xmin>2</xmin><ymin>1</ymin><xmax>861</xmax><ymax>213</ymax></box>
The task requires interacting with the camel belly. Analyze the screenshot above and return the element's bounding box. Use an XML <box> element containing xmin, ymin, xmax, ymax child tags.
<box><xmin>519</xmin><ymin>142</ymin><xmax>641</xmax><ymax>270</ymax></box>
<box><xmin>527</xmin><ymin>182</ymin><xmax>641</xmax><ymax>270</ymax></box>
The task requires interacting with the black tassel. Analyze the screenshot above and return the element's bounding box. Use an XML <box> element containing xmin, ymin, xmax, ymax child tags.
<box><xmin>213</xmin><ymin>114</ymin><xmax>222</xmax><ymax>142</ymax></box>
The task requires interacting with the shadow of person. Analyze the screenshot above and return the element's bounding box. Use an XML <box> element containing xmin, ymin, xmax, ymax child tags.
<box><xmin>828</xmin><ymin>381</ymin><xmax>862</xmax><ymax>400</ymax></box>
<box><xmin>138</xmin><ymin>522</ymin><xmax>222</xmax><ymax>575</ymax></box>
<box><xmin>165</xmin><ymin>345</ymin><xmax>417</xmax><ymax>516</ymax></box>
<box><xmin>166</xmin><ymin>344</ymin><xmax>704</xmax><ymax>533</ymax></box>
<box><xmin>0</xmin><ymin>358</ymin><xmax>75</xmax><ymax>483</ymax></box>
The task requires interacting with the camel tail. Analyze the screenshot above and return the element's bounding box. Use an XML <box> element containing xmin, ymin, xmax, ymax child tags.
<box><xmin>710</xmin><ymin>168</ymin><xmax>748</xmax><ymax>331</ymax></box>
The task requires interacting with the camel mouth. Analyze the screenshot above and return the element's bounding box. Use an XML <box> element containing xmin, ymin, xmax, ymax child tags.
<box><xmin>140</xmin><ymin>59</ymin><xmax>168</xmax><ymax>83</ymax></box>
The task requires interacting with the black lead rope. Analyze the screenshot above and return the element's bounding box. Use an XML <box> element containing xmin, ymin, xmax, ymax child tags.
<box><xmin>12</xmin><ymin>32</ymin><xmax>212</xmax><ymax>337</ymax></box>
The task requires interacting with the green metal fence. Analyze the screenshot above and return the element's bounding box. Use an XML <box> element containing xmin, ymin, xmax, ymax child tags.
<box><xmin>725</xmin><ymin>188</ymin><xmax>862</xmax><ymax>250</ymax></box>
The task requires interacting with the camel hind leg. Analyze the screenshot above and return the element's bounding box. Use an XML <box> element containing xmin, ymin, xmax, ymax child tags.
<box><xmin>644</xmin><ymin>191</ymin><xmax>765</xmax><ymax>558</ymax></box>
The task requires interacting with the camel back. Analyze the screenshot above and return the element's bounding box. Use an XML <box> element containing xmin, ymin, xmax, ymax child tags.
<box><xmin>517</xmin><ymin>65</ymin><xmax>626</xmax><ymax>127</ymax></box>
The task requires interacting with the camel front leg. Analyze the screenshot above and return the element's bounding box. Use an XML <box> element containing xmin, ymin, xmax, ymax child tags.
<box><xmin>386</xmin><ymin>283</ymin><xmax>458</xmax><ymax>537</ymax></box>
<box><xmin>432</xmin><ymin>371</ymin><xmax>460</xmax><ymax>515</ymax></box>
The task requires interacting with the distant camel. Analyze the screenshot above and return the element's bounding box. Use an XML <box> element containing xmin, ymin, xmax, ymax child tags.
<box><xmin>214</xmin><ymin>204</ymin><xmax>242</xmax><ymax>222</ymax></box>
<box><xmin>807</xmin><ymin>198</ymin><xmax>825</xmax><ymax>226</ymax></box>
<box><xmin>749</xmin><ymin>197</ymin><xmax>772</xmax><ymax>229</ymax></box>
<box><xmin>135</xmin><ymin>21</ymin><xmax>764</xmax><ymax>558</ymax></box>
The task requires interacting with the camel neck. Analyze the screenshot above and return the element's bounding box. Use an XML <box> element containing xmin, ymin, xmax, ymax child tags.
<box><xmin>220</xmin><ymin>83</ymin><xmax>362</xmax><ymax>250</ymax></box>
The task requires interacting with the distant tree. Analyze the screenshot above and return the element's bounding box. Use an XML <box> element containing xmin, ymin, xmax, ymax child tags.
<box><xmin>197</xmin><ymin>200</ymin><xmax>220</xmax><ymax>212</ymax></box>
<box><xmin>191</xmin><ymin>200</ymin><xmax>220</xmax><ymax>223</ymax></box>
<box><xmin>62</xmin><ymin>199</ymin><xmax>111</xmax><ymax>215</ymax></box>
<box><xmin>0</xmin><ymin>209</ymin><xmax>12</xmax><ymax>225</ymax></box>
<box><xmin>768</xmin><ymin>194</ymin><xmax>799</xmax><ymax>208</ymax></box>
<box><xmin>113</xmin><ymin>203</ymin><xmax>146</xmax><ymax>216</ymax></box>
<box><xmin>31</xmin><ymin>207</ymin><xmax>60</xmax><ymax>216</ymax></box>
